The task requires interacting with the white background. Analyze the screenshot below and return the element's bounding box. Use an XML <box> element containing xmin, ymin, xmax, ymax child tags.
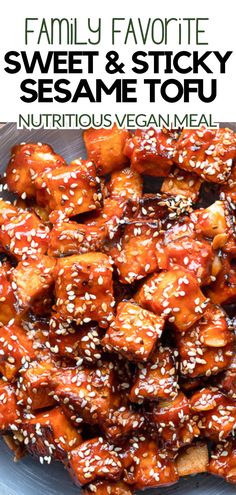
<box><xmin>0</xmin><ymin>0</ymin><xmax>235</xmax><ymax>125</ymax></box>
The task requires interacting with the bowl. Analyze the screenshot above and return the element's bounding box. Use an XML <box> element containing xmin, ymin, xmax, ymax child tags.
<box><xmin>0</xmin><ymin>122</ymin><xmax>235</xmax><ymax>495</ymax></box>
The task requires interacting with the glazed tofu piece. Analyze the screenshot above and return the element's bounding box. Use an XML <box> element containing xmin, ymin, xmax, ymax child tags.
<box><xmin>175</xmin><ymin>127</ymin><xmax>236</xmax><ymax>183</ymax></box>
<box><xmin>221</xmin><ymin>164</ymin><xmax>236</xmax><ymax>203</ymax></box>
<box><xmin>112</xmin><ymin>221</ymin><xmax>160</xmax><ymax>284</ymax></box>
<box><xmin>54</xmin><ymin>253</ymin><xmax>115</xmax><ymax>328</ymax></box>
<box><xmin>10</xmin><ymin>255</ymin><xmax>55</xmax><ymax>309</ymax></box>
<box><xmin>16</xmin><ymin>359</ymin><xmax>57</xmax><ymax>410</ymax></box>
<box><xmin>48</xmin><ymin>221</ymin><xmax>105</xmax><ymax>257</ymax></box>
<box><xmin>0</xmin><ymin>322</ymin><xmax>36</xmax><ymax>381</ymax></box>
<box><xmin>0</xmin><ymin>262</ymin><xmax>16</xmax><ymax>326</ymax></box>
<box><xmin>83</xmin><ymin>198</ymin><xmax>131</xmax><ymax>242</ymax></box>
<box><xmin>102</xmin><ymin>406</ymin><xmax>145</xmax><ymax>444</ymax></box>
<box><xmin>208</xmin><ymin>440</ymin><xmax>236</xmax><ymax>484</ymax></box>
<box><xmin>83</xmin><ymin>481</ymin><xmax>133</xmax><ymax>495</ymax></box>
<box><xmin>123</xmin><ymin>437</ymin><xmax>179</xmax><ymax>489</ymax></box>
<box><xmin>67</xmin><ymin>437</ymin><xmax>123</xmax><ymax>485</ymax></box>
<box><xmin>176</xmin><ymin>442</ymin><xmax>209</xmax><ymax>476</ymax></box>
<box><xmin>135</xmin><ymin>266</ymin><xmax>208</xmax><ymax>332</ymax></box>
<box><xmin>161</xmin><ymin>167</ymin><xmax>202</xmax><ymax>202</ymax></box>
<box><xmin>177</xmin><ymin>304</ymin><xmax>234</xmax><ymax>378</ymax></box>
<box><xmin>21</xmin><ymin>407</ymin><xmax>82</xmax><ymax>461</ymax></box>
<box><xmin>191</xmin><ymin>201</ymin><xmax>235</xmax><ymax>251</ymax></box>
<box><xmin>129</xmin><ymin>347</ymin><xmax>179</xmax><ymax>402</ymax></box>
<box><xmin>35</xmin><ymin>160</ymin><xmax>102</xmax><ymax>220</ymax></box>
<box><xmin>156</xmin><ymin>236</ymin><xmax>214</xmax><ymax>285</ymax></box>
<box><xmin>207</xmin><ymin>254</ymin><xmax>236</xmax><ymax>305</ymax></box>
<box><xmin>0</xmin><ymin>381</ymin><xmax>20</xmax><ymax>431</ymax></box>
<box><xmin>149</xmin><ymin>392</ymin><xmax>197</xmax><ymax>449</ymax></box>
<box><xmin>190</xmin><ymin>387</ymin><xmax>236</xmax><ymax>441</ymax></box>
<box><xmin>0</xmin><ymin>211</ymin><xmax>49</xmax><ymax>261</ymax></box>
<box><xmin>84</xmin><ymin>125</ymin><xmax>130</xmax><ymax>175</ymax></box>
<box><xmin>124</xmin><ymin>128</ymin><xmax>179</xmax><ymax>177</ymax></box>
<box><xmin>108</xmin><ymin>168</ymin><xmax>143</xmax><ymax>205</ymax></box>
<box><xmin>49</xmin><ymin>316</ymin><xmax>103</xmax><ymax>364</ymax></box>
<box><xmin>219</xmin><ymin>354</ymin><xmax>236</xmax><ymax>399</ymax></box>
<box><xmin>6</xmin><ymin>142</ymin><xmax>66</xmax><ymax>197</ymax></box>
<box><xmin>51</xmin><ymin>363</ymin><xmax>117</xmax><ymax>425</ymax></box>
<box><xmin>0</xmin><ymin>199</ymin><xmax>19</xmax><ymax>226</ymax></box>
<box><xmin>102</xmin><ymin>301</ymin><xmax>164</xmax><ymax>363</ymax></box>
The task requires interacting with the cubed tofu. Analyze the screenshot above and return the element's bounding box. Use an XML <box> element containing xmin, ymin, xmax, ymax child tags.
<box><xmin>48</xmin><ymin>221</ymin><xmax>105</xmax><ymax>257</ymax></box>
<box><xmin>135</xmin><ymin>266</ymin><xmax>208</xmax><ymax>332</ymax></box>
<box><xmin>6</xmin><ymin>142</ymin><xmax>66</xmax><ymax>197</ymax></box>
<box><xmin>102</xmin><ymin>301</ymin><xmax>164</xmax><ymax>362</ymax></box>
<box><xmin>0</xmin><ymin>211</ymin><xmax>49</xmax><ymax>261</ymax></box>
<box><xmin>191</xmin><ymin>201</ymin><xmax>228</xmax><ymax>238</ymax></box>
<box><xmin>161</xmin><ymin>167</ymin><xmax>202</xmax><ymax>202</ymax></box>
<box><xmin>124</xmin><ymin>128</ymin><xmax>179</xmax><ymax>177</ymax></box>
<box><xmin>175</xmin><ymin>127</ymin><xmax>236</xmax><ymax>183</ymax></box>
<box><xmin>51</xmin><ymin>363</ymin><xmax>117</xmax><ymax>425</ymax></box>
<box><xmin>0</xmin><ymin>262</ymin><xmax>16</xmax><ymax>326</ymax></box>
<box><xmin>84</xmin><ymin>125</ymin><xmax>130</xmax><ymax>175</ymax></box>
<box><xmin>156</xmin><ymin>236</ymin><xmax>214</xmax><ymax>285</ymax></box>
<box><xmin>129</xmin><ymin>347</ymin><xmax>179</xmax><ymax>402</ymax></box>
<box><xmin>83</xmin><ymin>198</ymin><xmax>131</xmax><ymax>242</ymax></box>
<box><xmin>83</xmin><ymin>481</ymin><xmax>133</xmax><ymax>495</ymax></box>
<box><xmin>219</xmin><ymin>354</ymin><xmax>236</xmax><ymax>399</ymax></box>
<box><xmin>176</xmin><ymin>442</ymin><xmax>209</xmax><ymax>476</ymax></box>
<box><xmin>149</xmin><ymin>392</ymin><xmax>197</xmax><ymax>449</ymax></box>
<box><xmin>102</xmin><ymin>406</ymin><xmax>145</xmax><ymax>443</ymax></box>
<box><xmin>10</xmin><ymin>255</ymin><xmax>55</xmax><ymax>309</ymax></box>
<box><xmin>108</xmin><ymin>168</ymin><xmax>143</xmax><ymax>205</ymax></box>
<box><xmin>0</xmin><ymin>380</ymin><xmax>20</xmax><ymax>431</ymax></box>
<box><xmin>54</xmin><ymin>253</ymin><xmax>114</xmax><ymax>328</ymax></box>
<box><xmin>208</xmin><ymin>440</ymin><xmax>236</xmax><ymax>484</ymax></box>
<box><xmin>0</xmin><ymin>199</ymin><xmax>19</xmax><ymax>226</ymax></box>
<box><xmin>221</xmin><ymin>164</ymin><xmax>236</xmax><ymax>203</ymax></box>
<box><xmin>112</xmin><ymin>221</ymin><xmax>160</xmax><ymax>284</ymax></box>
<box><xmin>207</xmin><ymin>254</ymin><xmax>236</xmax><ymax>305</ymax></box>
<box><xmin>0</xmin><ymin>322</ymin><xmax>36</xmax><ymax>381</ymax></box>
<box><xmin>49</xmin><ymin>316</ymin><xmax>103</xmax><ymax>364</ymax></box>
<box><xmin>190</xmin><ymin>388</ymin><xmax>236</xmax><ymax>441</ymax></box>
<box><xmin>16</xmin><ymin>359</ymin><xmax>57</xmax><ymax>410</ymax></box>
<box><xmin>67</xmin><ymin>437</ymin><xmax>123</xmax><ymax>485</ymax></box>
<box><xmin>20</xmin><ymin>407</ymin><xmax>82</xmax><ymax>461</ymax></box>
<box><xmin>35</xmin><ymin>160</ymin><xmax>102</xmax><ymax>220</ymax></box>
<box><xmin>177</xmin><ymin>329</ymin><xmax>233</xmax><ymax>379</ymax></box>
<box><xmin>123</xmin><ymin>437</ymin><xmax>179</xmax><ymax>489</ymax></box>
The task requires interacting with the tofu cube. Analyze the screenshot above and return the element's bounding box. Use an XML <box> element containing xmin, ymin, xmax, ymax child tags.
<box><xmin>10</xmin><ymin>255</ymin><xmax>55</xmax><ymax>309</ymax></box>
<box><xmin>156</xmin><ymin>236</ymin><xmax>214</xmax><ymax>286</ymax></box>
<box><xmin>54</xmin><ymin>253</ymin><xmax>115</xmax><ymax>328</ymax></box>
<box><xmin>67</xmin><ymin>437</ymin><xmax>123</xmax><ymax>486</ymax></box>
<box><xmin>35</xmin><ymin>160</ymin><xmax>102</xmax><ymax>219</ymax></box>
<box><xmin>175</xmin><ymin>127</ymin><xmax>236</xmax><ymax>183</ymax></box>
<box><xmin>16</xmin><ymin>359</ymin><xmax>57</xmax><ymax>410</ymax></box>
<box><xmin>108</xmin><ymin>168</ymin><xmax>143</xmax><ymax>205</ymax></box>
<box><xmin>161</xmin><ymin>167</ymin><xmax>202</xmax><ymax>202</ymax></box>
<box><xmin>48</xmin><ymin>221</ymin><xmax>105</xmax><ymax>257</ymax></box>
<box><xmin>129</xmin><ymin>346</ymin><xmax>179</xmax><ymax>402</ymax></box>
<box><xmin>84</xmin><ymin>125</ymin><xmax>130</xmax><ymax>175</ymax></box>
<box><xmin>135</xmin><ymin>266</ymin><xmax>208</xmax><ymax>332</ymax></box>
<box><xmin>0</xmin><ymin>211</ymin><xmax>49</xmax><ymax>261</ymax></box>
<box><xmin>0</xmin><ymin>262</ymin><xmax>16</xmax><ymax>326</ymax></box>
<box><xmin>6</xmin><ymin>142</ymin><xmax>66</xmax><ymax>197</ymax></box>
<box><xmin>20</xmin><ymin>407</ymin><xmax>82</xmax><ymax>461</ymax></box>
<box><xmin>102</xmin><ymin>301</ymin><xmax>164</xmax><ymax>362</ymax></box>
<box><xmin>112</xmin><ymin>221</ymin><xmax>160</xmax><ymax>284</ymax></box>
<box><xmin>124</xmin><ymin>128</ymin><xmax>179</xmax><ymax>177</ymax></box>
<box><xmin>51</xmin><ymin>363</ymin><xmax>117</xmax><ymax>425</ymax></box>
<box><xmin>0</xmin><ymin>380</ymin><xmax>20</xmax><ymax>431</ymax></box>
<box><xmin>0</xmin><ymin>322</ymin><xmax>36</xmax><ymax>381</ymax></box>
